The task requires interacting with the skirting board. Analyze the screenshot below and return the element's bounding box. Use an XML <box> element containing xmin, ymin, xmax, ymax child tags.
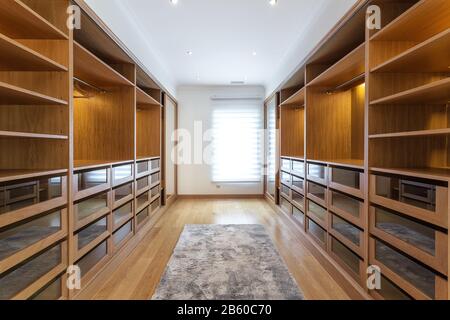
<box><xmin>265</xmin><ymin>195</ymin><xmax>372</xmax><ymax>300</ymax></box>
<box><xmin>74</xmin><ymin>194</ymin><xmax>178</xmax><ymax>300</ymax></box>
<box><xmin>177</xmin><ymin>194</ymin><xmax>265</xmax><ymax>199</ymax></box>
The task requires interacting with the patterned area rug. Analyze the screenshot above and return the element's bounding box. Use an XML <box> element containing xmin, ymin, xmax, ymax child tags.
<box><xmin>152</xmin><ymin>224</ymin><xmax>304</xmax><ymax>300</ymax></box>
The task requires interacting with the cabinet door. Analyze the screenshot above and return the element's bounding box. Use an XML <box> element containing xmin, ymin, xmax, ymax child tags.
<box><xmin>265</xmin><ymin>96</ymin><xmax>277</xmax><ymax>199</ymax></box>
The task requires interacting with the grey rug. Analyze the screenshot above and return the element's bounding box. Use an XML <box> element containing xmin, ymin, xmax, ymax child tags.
<box><xmin>152</xmin><ymin>224</ymin><xmax>304</xmax><ymax>300</ymax></box>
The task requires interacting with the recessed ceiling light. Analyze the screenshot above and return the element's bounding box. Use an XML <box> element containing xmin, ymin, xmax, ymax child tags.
<box><xmin>186</xmin><ymin>50</ymin><xmax>193</xmax><ymax>56</ymax></box>
<box><xmin>170</xmin><ymin>0</ymin><xmax>178</xmax><ymax>5</ymax></box>
<box><xmin>252</xmin><ymin>51</ymin><xmax>257</xmax><ymax>56</ymax></box>
<box><xmin>269</xmin><ymin>0</ymin><xmax>278</xmax><ymax>6</ymax></box>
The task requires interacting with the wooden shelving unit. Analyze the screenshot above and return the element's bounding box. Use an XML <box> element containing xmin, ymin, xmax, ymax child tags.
<box><xmin>0</xmin><ymin>1</ymin><xmax>170</xmax><ymax>300</ymax></box>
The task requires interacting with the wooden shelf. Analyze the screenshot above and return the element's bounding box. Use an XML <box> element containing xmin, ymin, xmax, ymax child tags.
<box><xmin>74</xmin><ymin>42</ymin><xmax>134</xmax><ymax>89</ymax></box>
<box><xmin>0</xmin><ymin>168</ymin><xmax>68</xmax><ymax>183</ymax></box>
<box><xmin>308</xmin><ymin>43</ymin><xmax>365</xmax><ymax>87</ymax></box>
<box><xmin>370</xmin><ymin>167</ymin><xmax>450</xmax><ymax>182</ymax></box>
<box><xmin>370</xmin><ymin>78</ymin><xmax>450</xmax><ymax>105</ymax></box>
<box><xmin>280</xmin><ymin>87</ymin><xmax>305</xmax><ymax>106</ymax></box>
<box><xmin>370</xmin><ymin>0</ymin><xmax>450</xmax><ymax>41</ymax></box>
<box><xmin>371</xmin><ymin>29</ymin><xmax>450</xmax><ymax>73</ymax></box>
<box><xmin>0</xmin><ymin>0</ymin><xmax>68</xmax><ymax>39</ymax></box>
<box><xmin>74</xmin><ymin>159</ymin><xmax>133</xmax><ymax>171</ymax></box>
<box><xmin>309</xmin><ymin>158</ymin><xmax>364</xmax><ymax>170</ymax></box>
<box><xmin>136</xmin><ymin>87</ymin><xmax>160</xmax><ymax>106</ymax></box>
<box><xmin>0</xmin><ymin>81</ymin><xmax>68</xmax><ymax>105</ymax></box>
<box><xmin>370</xmin><ymin>128</ymin><xmax>450</xmax><ymax>139</ymax></box>
<box><xmin>0</xmin><ymin>130</ymin><xmax>68</xmax><ymax>140</ymax></box>
<box><xmin>0</xmin><ymin>33</ymin><xmax>67</xmax><ymax>71</ymax></box>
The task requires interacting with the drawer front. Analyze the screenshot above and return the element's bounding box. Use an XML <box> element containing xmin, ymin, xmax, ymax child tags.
<box><xmin>329</xmin><ymin>190</ymin><xmax>363</xmax><ymax>227</ymax></box>
<box><xmin>370</xmin><ymin>206</ymin><xmax>446</xmax><ymax>274</ymax></box>
<box><xmin>0</xmin><ymin>242</ymin><xmax>63</xmax><ymax>300</ymax></box>
<box><xmin>112</xmin><ymin>182</ymin><xmax>133</xmax><ymax>207</ymax></box>
<box><xmin>31</xmin><ymin>275</ymin><xmax>62</xmax><ymax>300</ymax></box>
<box><xmin>150</xmin><ymin>172</ymin><xmax>160</xmax><ymax>185</ymax></box>
<box><xmin>75</xmin><ymin>168</ymin><xmax>109</xmax><ymax>195</ymax></box>
<box><xmin>1</xmin><ymin>176</ymin><xmax>64</xmax><ymax>216</ymax></box>
<box><xmin>371</xmin><ymin>238</ymin><xmax>445</xmax><ymax>300</ymax></box>
<box><xmin>281</xmin><ymin>158</ymin><xmax>291</xmax><ymax>172</ymax></box>
<box><xmin>279</xmin><ymin>196</ymin><xmax>292</xmax><ymax>215</ymax></box>
<box><xmin>76</xmin><ymin>217</ymin><xmax>108</xmax><ymax>251</ymax></box>
<box><xmin>151</xmin><ymin>197</ymin><xmax>161</xmax><ymax>213</ymax></box>
<box><xmin>292</xmin><ymin>206</ymin><xmax>305</xmax><ymax>225</ymax></box>
<box><xmin>372</xmin><ymin>275</ymin><xmax>413</xmax><ymax>300</ymax></box>
<box><xmin>330</xmin><ymin>166</ymin><xmax>363</xmax><ymax>197</ymax></box>
<box><xmin>307</xmin><ymin>200</ymin><xmax>327</xmax><ymax>226</ymax></box>
<box><xmin>136</xmin><ymin>160</ymin><xmax>149</xmax><ymax>175</ymax></box>
<box><xmin>280</xmin><ymin>171</ymin><xmax>291</xmax><ymax>186</ymax></box>
<box><xmin>329</xmin><ymin>236</ymin><xmax>363</xmax><ymax>283</ymax></box>
<box><xmin>291</xmin><ymin>175</ymin><xmax>304</xmax><ymax>193</ymax></box>
<box><xmin>150</xmin><ymin>158</ymin><xmax>160</xmax><ymax>171</ymax></box>
<box><xmin>291</xmin><ymin>160</ymin><xmax>304</xmax><ymax>177</ymax></box>
<box><xmin>0</xmin><ymin>209</ymin><xmax>64</xmax><ymax>261</ymax></box>
<box><xmin>291</xmin><ymin>189</ymin><xmax>304</xmax><ymax>210</ymax></box>
<box><xmin>330</xmin><ymin>213</ymin><xmax>363</xmax><ymax>255</ymax></box>
<box><xmin>76</xmin><ymin>240</ymin><xmax>107</xmax><ymax>279</ymax></box>
<box><xmin>307</xmin><ymin>218</ymin><xmax>326</xmax><ymax>248</ymax></box>
<box><xmin>112</xmin><ymin>164</ymin><xmax>133</xmax><ymax>185</ymax></box>
<box><xmin>136</xmin><ymin>191</ymin><xmax>150</xmax><ymax>210</ymax></box>
<box><xmin>74</xmin><ymin>192</ymin><xmax>109</xmax><ymax>226</ymax></box>
<box><xmin>151</xmin><ymin>185</ymin><xmax>160</xmax><ymax>199</ymax></box>
<box><xmin>113</xmin><ymin>220</ymin><xmax>133</xmax><ymax>247</ymax></box>
<box><xmin>113</xmin><ymin>201</ymin><xmax>133</xmax><ymax>228</ymax></box>
<box><xmin>136</xmin><ymin>176</ymin><xmax>150</xmax><ymax>193</ymax></box>
<box><xmin>136</xmin><ymin>207</ymin><xmax>150</xmax><ymax>226</ymax></box>
<box><xmin>307</xmin><ymin>181</ymin><xmax>327</xmax><ymax>205</ymax></box>
<box><xmin>307</xmin><ymin>162</ymin><xmax>327</xmax><ymax>184</ymax></box>
<box><xmin>370</xmin><ymin>173</ymin><xmax>447</xmax><ymax>227</ymax></box>
<box><xmin>280</xmin><ymin>183</ymin><xmax>291</xmax><ymax>199</ymax></box>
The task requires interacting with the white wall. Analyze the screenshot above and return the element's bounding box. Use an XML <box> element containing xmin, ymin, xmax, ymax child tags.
<box><xmin>177</xmin><ymin>86</ymin><xmax>265</xmax><ymax>195</ymax></box>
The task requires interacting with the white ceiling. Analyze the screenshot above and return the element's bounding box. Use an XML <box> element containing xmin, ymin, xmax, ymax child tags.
<box><xmin>85</xmin><ymin>0</ymin><xmax>358</xmax><ymax>97</ymax></box>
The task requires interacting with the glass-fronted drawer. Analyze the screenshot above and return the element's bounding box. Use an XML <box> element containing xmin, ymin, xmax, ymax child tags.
<box><xmin>151</xmin><ymin>197</ymin><xmax>161</xmax><ymax>213</ymax></box>
<box><xmin>0</xmin><ymin>209</ymin><xmax>63</xmax><ymax>261</ymax></box>
<box><xmin>136</xmin><ymin>207</ymin><xmax>149</xmax><ymax>226</ymax></box>
<box><xmin>0</xmin><ymin>243</ymin><xmax>62</xmax><ymax>300</ymax></box>
<box><xmin>372</xmin><ymin>275</ymin><xmax>412</xmax><ymax>300</ymax></box>
<box><xmin>77</xmin><ymin>241</ymin><xmax>107</xmax><ymax>279</ymax></box>
<box><xmin>330</xmin><ymin>190</ymin><xmax>363</xmax><ymax>226</ymax></box>
<box><xmin>292</xmin><ymin>160</ymin><xmax>304</xmax><ymax>177</ymax></box>
<box><xmin>307</xmin><ymin>200</ymin><xmax>327</xmax><ymax>225</ymax></box>
<box><xmin>112</xmin><ymin>163</ymin><xmax>133</xmax><ymax>185</ymax></box>
<box><xmin>280</xmin><ymin>171</ymin><xmax>291</xmax><ymax>186</ymax></box>
<box><xmin>0</xmin><ymin>176</ymin><xmax>64</xmax><ymax>215</ymax></box>
<box><xmin>113</xmin><ymin>220</ymin><xmax>132</xmax><ymax>247</ymax></box>
<box><xmin>137</xmin><ymin>191</ymin><xmax>149</xmax><ymax>210</ymax></box>
<box><xmin>150</xmin><ymin>158</ymin><xmax>160</xmax><ymax>171</ymax></box>
<box><xmin>307</xmin><ymin>218</ymin><xmax>326</xmax><ymax>247</ymax></box>
<box><xmin>75</xmin><ymin>168</ymin><xmax>108</xmax><ymax>194</ymax></box>
<box><xmin>112</xmin><ymin>182</ymin><xmax>133</xmax><ymax>206</ymax></box>
<box><xmin>293</xmin><ymin>206</ymin><xmax>305</xmax><ymax>225</ymax></box>
<box><xmin>74</xmin><ymin>192</ymin><xmax>109</xmax><ymax>224</ymax></box>
<box><xmin>307</xmin><ymin>162</ymin><xmax>327</xmax><ymax>184</ymax></box>
<box><xmin>76</xmin><ymin>217</ymin><xmax>108</xmax><ymax>250</ymax></box>
<box><xmin>113</xmin><ymin>201</ymin><xmax>133</xmax><ymax>227</ymax></box>
<box><xmin>281</xmin><ymin>158</ymin><xmax>291</xmax><ymax>172</ymax></box>
<box><xmin>291</xmin><ymin>189</ymin><xmax>304</xmax><ymax>209</ymax></box>
<box><xmin>330</xmin><ymin>166</ymin><xmax>363</xmax><ymax>197</ymax></box>
<box><xmin>291</xmin><ymin>175</ymin><xmax>304</xmax><ymax>193</ymax></box>
<box><xmin>280</xmin><ymin>183</ymin><xmax>291</xmax><ymax>199</ymax></box>
<box><xmin>150</xmin><ymin>172</ymin><xmax>160</xmax><ymax>185</ymax></box>
<box><xmin>372</xmin><ymin>238</ymin><xmax>444</xmax><ymax>300</ymax></box>
<box><xmin>307</xmin><ymin>181</ymin><xmax>326</xmax><ymax>204</ymax></box>
<box><xmin>30</xmin><ymin>275</ymin><xmax>62</xmax><ymax>300</ymax></box>
<box><xmin>136</xmin><ymin>176</ymin><xmax>150</xmax><ymax>193</ymax></box>
<box><xmin>280</xmin><ymin>196</ymin><xmax>292</xmax><ymax>215</ymax></box>
<box><xmin>151</xmin><ymin>185</ymin><xmax>160</xmax><ymax>199</ymax></box>
<box><xmin>136</xmin><ymin>160</ymin><xmax>149</xmax><ymax>175</ymax></box>
<box><xmin>331</xmin><ymin>214</ymin><xmax>362</xmax><ymax>251</ymax></box>
<box><xmin>330</xmin><ymin>236</ymin><xmax>362</xmax><ymax>281</ymax></box>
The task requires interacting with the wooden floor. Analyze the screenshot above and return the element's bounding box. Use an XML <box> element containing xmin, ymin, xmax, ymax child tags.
<box><xmin>85</xmin><ymin>198</ymin><xmax>350</xmax><ymax>300</ymax></box>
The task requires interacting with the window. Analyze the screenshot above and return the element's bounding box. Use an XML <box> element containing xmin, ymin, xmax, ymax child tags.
<box><xmin>210</xmin><ymin>100</ymin><xmax>263</xmax><ymax>183</ymax></box>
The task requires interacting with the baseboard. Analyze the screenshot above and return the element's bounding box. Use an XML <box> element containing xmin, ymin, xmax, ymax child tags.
<box><xmin>74</xmin><ymin>194</ymin><xmax>178</xmax><ymax>300</ymax></box>
<box><xmin>177</xmin><ymin>194</ymin><xmax>265</xmax><ymax>199</ymax></box>
<box><xmin>265</xmin><ymin>195</ymin><xmax>372</xmax><ymax>300</ymax></box>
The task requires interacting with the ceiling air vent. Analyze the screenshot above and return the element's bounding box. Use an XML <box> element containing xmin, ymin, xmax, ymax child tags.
<box><xmin>230</xmin><ymin>81</ymin><xmax>245</xmax><ymax>85</ymax></box>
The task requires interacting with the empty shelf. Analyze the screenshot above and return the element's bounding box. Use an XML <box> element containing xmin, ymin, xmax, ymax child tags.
<box><xmin>280</xmin><ymin>87</ymin><xmax>305</xmax><ymax>106</ymax></box>
<box><xmin>0</xmin><ymin>169</ymin><xmax>67</xmax><ymax>183</ymax></box>
<box><xmin>369</xmin><ymin>128</ymin><xmax>450</xmax><ymax>139</ymax></box>
<box><xmin>0</xmin><ymin>81</ymin><xmax>68</xmax><ymax>105</ymax></box>
<box><xmin>0</xmin><ymin>131</ymin><xmax>68</xmax><ymax>140</ymax></box>
<box><xmin>370</xmin><ymin>167</ymin><xmax>450</xmax><ymax>182</ymax></box>
<box><xmin>136</xmin><ymin>87</ymin><xmax>160</xmax><ymax>106</ymax></box>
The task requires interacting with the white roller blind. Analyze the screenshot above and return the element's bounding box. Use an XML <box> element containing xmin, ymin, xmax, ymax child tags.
<box><xmin>211</xmin><ymin>100</ymin><xmax>263</xmax><ymax>183</ymax></box>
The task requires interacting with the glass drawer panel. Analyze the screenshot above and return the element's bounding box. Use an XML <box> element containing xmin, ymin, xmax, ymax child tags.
<box><xmin>308</xmin><ymin>163</ymin><xmax>326</xmax><ymax>180</ymax></box>
<box><xmin>307</xmin><ymin>200</ymin><xmax>327</xmax><ymax>222</ymax></box>
<box><xmin>331</xmin><ymin>167</ymin><xmax>360</xmax><ymax>189</ymax></box>
<box><xmin>280</xmin><ymin>184</ymin><xmax>290</xmax><ymax>197</ymax></box>
<box><xmin>292</xmin><ymin>175</ymin><xmax>304</xmax><ymax>192</ymax></box>
<box><xmin>374</xmin><ymin>206</ymin><xmax>436</xmax><ymax>255</ymax></box>
<box><xmin>331</xmin><ymin>214</ymin><xmax>361</xmax><ymax>246</ymax></box>
<box><xmin>31</xmin><ymin>275</ymin><xmax>62</xmax><ymax>300</ymax></box>
<box><xmin>113</xmin><ymin>220</ymin><xmax>132</xmax><ymax>246</ymax></box>
<box><xmin>331</xmin><ymin>237</ymin><xmax>360</xmax><ymax>275</ymax></box>
<box><xmin>113</xmin><ymin>183</ymin><xmax>132</xmax><ymax>202</ymax></box>
<box><xmin>293</xmin><ymin>206</ymin><xmax>304</xmax><ymax>225</ymax></box>
<box><xmin>137</xmin><ymin>192</ymin><xmax>149</xmax><ymax>209</ymax></box>
<box><xmin>375</xmin><ymin>239</ymin><xmax>436</xmax><ymax>299</ymax></box>
<box><xmin>331</xmin><ymin>191</ymin><xmax>361</xmax><ymax>218</ymax></box>
<box><xmin>151</xmin><ymin>198</ymin><xmax>160</xmax><ymax>212</ymax></box>
<box><xmin>292</xmin><ymin>190</ymin><xmax>304</xmax><ymax>207</ymax></box>
<box><xmin>281</xmin><ymin>158</ymin><xmax>291</xmax><ymax>171</ymax></box>
<box><xmin>280</xmin><ymin>196</ymin><xmax>291</xmax><ymax>214</ymax></box>
<box><xmin>292</xmin><ymin>160</ymin><xmax>304</xmax><ymax>177</ymax></box>
<box><xmin>308</xmin><ymin>218</ymin><xmax>326</xmax><ymax>244</ymax></box>
<box><xmin>113</xmin><ymin>164</ymin><xmax>133</xmax><ymax>182</ymax></box>
<box><xmin>151</xmin><ymin>172</ymin><xmax>160</xmax><ymax>185</ymax></box>
<box><xmin>77</xmin><ymin>169</ymin><xmax>107</xmax><ymax>191</ymax></box>
<box><xmin>0</xmin><ymin>210</ymin><xmax>62</xmax><ymax>260</ymax></box>
<box><xmin>308</xmin><ymin>181</ymin><xmax>326</xmax><ymax>201</ymax></box>
<box><xmin>113</xmin><ymin>202</ymin><xmax>132</xmax><ymax>225</ymax></box>
<box><xmin>136</xmin><ymin>207</ymin><xmax>149</xmax><ymax>225</ymax></box>
<box><xmin>0</xmin><ymin>176</ymin><xmax>63</xmax><ymax>215</ymax></box>
<box><xmin>375</xmin><ymin>174</ymin><xmax>437</xmax><ymax>212</ymax></box>
<box><xmin>77</xmin><ymin>241</ymin><xmax>107</xmax><ymax>278</ymax></box>
<box><xmin>77</xmin><ymin>217</ymin><xmax>107</xmax><ymax>249</ymax></box>
<box><xmin>136</xmin><ymin>176</ymin><xmax>149</xmax><ymax>191</ymax></box>
<box><xmin>151</xmin><ymin>159</ymin><xmax>160</xmax><ymax>170</ymax></box>
<box><xmin>0</xmin><ymin>243</ymin><xmax>61</xmax><ymax>300</ymax></box>
<box><xmin>280</xmin><ymin>172</ymin><xmax>291</xmax><ymax>185</ymax></box>
<box><xmin>75</xmin><ymin>192</ymin><xmax>108</xmax><ymax>222</ymax></box>
<box><xmin>137</xmin><ymin>161</ymin><xmax>149</xmax><ymax>174</ymax></box>
<box><xmin>151</xmin><ymin>185</ymin><xmax>160</xmax><ymax>198</ymax></box>
<box><xmin>376</xmin><ymin>275</ymin><xmax>412</xmax><ymax>300</ymax></box>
